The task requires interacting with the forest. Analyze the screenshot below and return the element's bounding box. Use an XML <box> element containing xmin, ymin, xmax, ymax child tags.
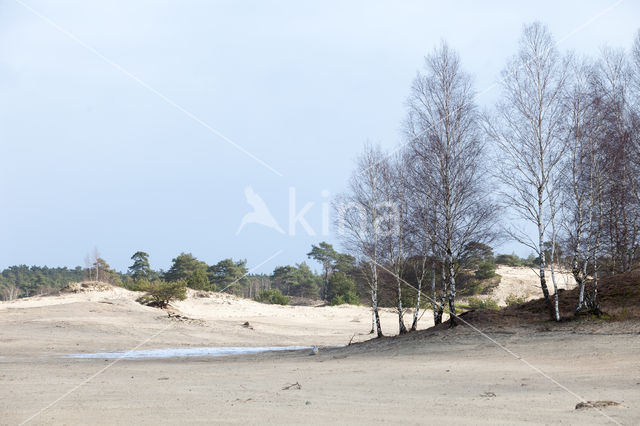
<box><xmin>0</xmin><ymin>243</ymin><xmax>359</xmax><ymax>304</ymax></box>
<box><xmin>0</xmin><ymin>241</ymin><xmax>526</xmax><ymax>309</ymax></box>
<box><xmin>0</xmin><ymin>247</ymin><xmax>333</xmax><ymax>303</ymax></box>
<box><xmin>334</xmin><ymin>22</ymin><xmax>640</xmax><ymax>335</ymax></box>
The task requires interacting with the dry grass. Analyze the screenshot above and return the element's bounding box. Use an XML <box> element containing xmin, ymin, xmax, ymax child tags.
<box><xmin>62</xmin><ymin>281</ymin><xmax>115</xmax><ymax>293</ymax></box>
<box><xmin>446</xmin><ymin>270</ymin><xmax>640</xmax><ymax>332</ymax></box>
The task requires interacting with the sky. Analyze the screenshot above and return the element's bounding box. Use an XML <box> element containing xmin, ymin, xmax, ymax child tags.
<box><xmin>0</xmin><ymin>0</ymin><xmax>638</xmax><ymax>274</ymax></box>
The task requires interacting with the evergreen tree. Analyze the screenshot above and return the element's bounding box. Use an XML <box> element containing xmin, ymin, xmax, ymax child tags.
<box><xmin>292</xmin><ymin>263</ymin><xmax>320</xmax><ymax>299</ymax></box>
<box><xmin>128</xmin><ymin>251</ymin><xmax>153</xmax><ymax>282</ymax></box>
<box><xmin>0</xmin><ymin>265</ymin><xmax>83</xmax><ymax>299</ymax></box>
<box><xmin>208</xmin><ymin>258</ymin><xmax>248</xmax><ymax>292</ymax></box>
<box><xmin>307</xmin><ymin>242</ymin><xmax>338</xmax><ymax>300</ymax></box>
<box><xmin>327</xmin><ymin>272</ymin><xmax>359</xmax><ymax>305</ymax></box>
<box><xmin>164</xmin><ymin>253</ymin><xmax>207</xmax><ymax>282</ymax></box>
<box><xmin>271</xmin><ymin>265</ymin><xmax>299</xmax><ymax>296</ymax></box>
<box><xmin>187</xmin><ymin>268</ymin><xmax>211</xmax><ymax>290</ymax></box>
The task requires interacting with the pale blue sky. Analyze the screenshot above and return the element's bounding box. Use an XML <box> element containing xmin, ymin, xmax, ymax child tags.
<box><xmin>1</xmin><ymin>0</ymin><xmax>638</xmax><ymax>273</ymax></box>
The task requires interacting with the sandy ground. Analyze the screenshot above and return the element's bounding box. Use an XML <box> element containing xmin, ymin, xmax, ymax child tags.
<box><xmin>0</xmin><ymin>284</ymin><xmax>430</xmax><ymax>358</ymax></box>
<box><xmin>1</xmin><ymin>269</ymin><xmax>637</xmax><ymax>425</ymax></box>
<box><xmin>463</xmin><ymin>265</ymin><xmax>577</xmax><ymax>307</ymax></box>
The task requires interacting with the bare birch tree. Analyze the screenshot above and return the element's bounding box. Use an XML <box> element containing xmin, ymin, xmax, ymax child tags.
<box><xmin>404</xmin><ymin>152</ymin><xmax>446</xmax><ymax>327</ymax></box>
<box><xmin>406</xmin><ymin>41</ymin><xmax>498</xmax><ymax>326</ymax></box>
<box><xmin>632</xmin><ymin>30</ymin><xmax>640</xmax><ymax>93</ymax></box>
<box><xmin>484</xmin><ymin>23</ymin><xmax>568</xmax><ymax>321</ymax></box>
<box><xmin>405</xmin><ymin>207</ymin><xmax>435</xmax><ymax>328</ymax></box>
<box><xmin>379</xmin><ymin>153</ymin><xmax>410</xmax><ymax>334</ymax></box>
<box><xmin>593</xmin><ymin>47</ymin><xmax>640</xmax><ymax>273</ymax></box>
<box><xmin>84</xmin><ymin>247</ymin><xmax>101</xmax><ymax>281</ymax></box>
<box><xmin>1</xmin><ymin>284</ymin><xmax>21</xmax><ymax>301</ymax></box>
<box><xmin>561</xmin><ymin>57</ymin><xmax>606</xmax><ymax>313</ymax></box>
<box><xmin>335</xmin><ymin>144</ymin><xmax>387</xmax><ymax>337</ymax></box>
<box><xmin>632</xmin><ymin>31</ymin><xmax>640</xmax><ymax>249</ymax></box>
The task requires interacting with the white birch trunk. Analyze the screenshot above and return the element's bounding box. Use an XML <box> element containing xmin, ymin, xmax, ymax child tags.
<box><xmin>411</xmin><ymin>257</ymin><xmax>426</xmax><ymax>331</ymax></box>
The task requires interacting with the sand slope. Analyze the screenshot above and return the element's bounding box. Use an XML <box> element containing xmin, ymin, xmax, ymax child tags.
<box><xmin>0</xmin><ymin>266</ymin><xmax>576</xmax><ymax>356</ymax></box>
<box><xmin>461</xmin><ymin>265</ymin><xmax>577</xmax><ymax>307</ymax></box>
<box><xmin>0</xmin><ymin>282</ymin><xmax>431</xmax><ymax>357</ymax></box>
<box><xmin>1</xmin><ymin>270</ymin><xmax>638</xmax><ymax>425</ymax></box>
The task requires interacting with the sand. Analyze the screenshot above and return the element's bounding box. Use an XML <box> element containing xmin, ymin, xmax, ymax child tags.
<box><xmin>1</xmin><ymin>268</ymin><xmax>637</xmax><ymax>425</ymax></box>
<box><xmin>459</xmin><ymin>265</ymin><xmax>577</xmax><ymax>307</ymax></box>
<box><xmin>0</xmin><ymin>283</ymin><xmax>432</xmax><ymax>357</ymax></box>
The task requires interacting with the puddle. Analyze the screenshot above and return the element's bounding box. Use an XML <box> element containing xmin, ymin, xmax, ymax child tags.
<box><xmin>66</xmin><ymin>346</ymin><xmax>313</xmax><ymax>359</ymax></box>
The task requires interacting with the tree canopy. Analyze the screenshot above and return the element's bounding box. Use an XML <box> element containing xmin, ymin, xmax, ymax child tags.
<box><xmin>163</xmin><ymin>253</ymin><xmax>207</xmax><ymax>284</ymax></box>
<box><xmin>128</xmin><ymin>251</ymin><xmax>153</xmax><ymax>282</ymax></box>
<box><xmin>208</xmin><ymin>258</ymin><xmax>248</xmax><ymax>293</ymax></box>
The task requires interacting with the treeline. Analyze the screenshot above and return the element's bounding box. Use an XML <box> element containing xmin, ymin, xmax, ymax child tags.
<box><xmin>0</xmin><ymin>254</ymin><xmax>131</xmax><ymax>301</ymax></box>
<box><xmin>124</xmin><ymin>245</ymin><xmax>360</xmax><ymax>306</ymax></box>
<box><xmin>0</xmin><ymin>243</ymin><xmax>362</xmax><ymax>305</ymax></box>
<box><xmin>336</xmin><ymin>22</ymin><xmax>640</xmax><ymax>336</ymax></box>
<box><xmin>0</xmin><ymin>241</ymin><xmax>499</xmax><ymax>307</ymax></box>
<box><xmin>0</xmin><ymin>265</ymin><xmax>83</xmax><ymax>300</ymax></box>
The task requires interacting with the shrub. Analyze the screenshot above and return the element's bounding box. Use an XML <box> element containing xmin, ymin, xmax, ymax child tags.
<box><xmin>327</xmin><ymin>272</ymin><xmax>359</xmax><ymax>306</ymax></box>
<box><xmin>522</xmin><ymin>254</ymin><xmax>539</xmax><ymax>267</ymax></box>
<box><xmin>330</xmin><ymin>292</ymin><xmax>359</xmax><ymax>306</ymax></box>
<box><xmin>400</xmin><ymin>290</ymin><xmax>431</xmax><ymax>310</ymax></box>
<box><xmin>256</xmin><ymin>289</ymin><xmax>289</xmax><ymax>305</ymax></box>
<box><xmin>495</xmin><ymin>254</ymin><xmax>521</xmax><ymax>267</ymax></box>
<box><xmin>475</xmin><ymin>261</ymin><xmax>496</xmax><ymax>280</ymax></box>
<box><xmin>505</xmin><ymin>293</ymin><xmax>527</xmax><ymax>306</ymax></box>
<box><xmin>458</xmin><ymin>278</ymin><xmax>483</xmax><ymax>296</ymax></box>
<box><xmin>137</xmin><ymin>280</ymin><xmax>187</xmax><ymax>308</ymax></box>
<box><xmin>468</xmin><ymin>296</ymin><xmax>499</xmax><ymax>310</ymax></box>
<box><xmin>123</xmin><ymin>276</ymin><xmax>150</xmax><ymax>292</ymax></box>
<box><xmin>186</xmin><ymin>269</ymin><xmax>212</xmax><ymax>290</ymax></box>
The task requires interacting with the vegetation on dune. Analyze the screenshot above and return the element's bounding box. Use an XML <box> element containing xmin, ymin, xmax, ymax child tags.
<box><xmin>208</xmin><ymin>258</ymin><xmax>247</xmax><ymax>292</ymax></box>
<box><xmin>255</xmin><ymin>289</ymin><xmax>289</xmax><ymax>305</ymax></box>
<box><xmin>137</xmin><ymin>280</ymin><xmax>187</xmax><ymax>308</ymax></box>
<box><xmin>187</xmin><ymin>269</ymin><xmax>211</xmax><ymax>291</ymax></box>
<box><xmin>128</xmin><ymin>251</ymin><xmax>155</xmax><ymax>283</ymax></box>
<box><xmin>271</xmin><ymin>263</ymin><xmax>321</xmax><ymax>299</ymax></box>
<box><xmin>505</xmin><ymin>294</ymin><xmax>527</xmax><ymax>307</ymax></box>
<box><xmin>461</xmin><ymin>271</ymin><xmax>640</xmax><ymax>326</ymax></box>
<box><xmin>495</xmin><ymin>254</ymin><xmax>538</xmax><ymax>268</ymax></box>
<box><xmin>334</xmin><ymin>23</ymin><xmax>640</xmax><ymax>332</ymax></box>
<box><xmin>0</xmin><ymin>243</ymin><xmax>359</xmax><ymax>306</ymax></box>
<box><xmin>457</xmin><ymin>274</ymin><xmax>501</xmax><ymax>297</ymax></box>
<box><xmin>327</xmin><ymin>272</ymin><xmax>359</xmax><ymax>306</ymax></box>
<box><xmin>0</xmin><ymin>252</ymin><xmax>122</xmax><ymax>300</ymax></box>
<box><xmin>0</xmin><ymin>265</ymin><xmax>83</xmax><ymax>299</ymax></box>
<box><xmin>467</xmin><ymin>297</ymin><xmax>500</xmax><ymax>310</ymax></box>
<box><xmin>474</xmin><ymin>261</ymin><xmax>496</xmax><ymax>280</ymax></box>
<box><xmin>163</xmin><ymin>253</ymin><xmax>208</xmax><ymax>284</ymax></box>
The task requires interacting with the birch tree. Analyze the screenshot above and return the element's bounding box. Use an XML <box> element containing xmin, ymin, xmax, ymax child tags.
<box><xmin>561</xmin><ymin>58</ymin><xmax>606</xmax><ymax>313</ymax></box>
<box><xmin>335</xmin><ymin>144</ymin><xmax>387</xmax><ymax>337</ymax></box>
<box><xmin>404</xmin><ymin>154</ymin><xmax>446</xmax><ymax>327</ymax></box>
<box><xmin>379</xmin><ymin>153</ymin><xmax>410</xmax><ymax>334</ymax></box>
<box><xmin>484</xmin><ymin>23</ymin><xmax>568</xmax><ymax>321</ymax></box>
<box><xmin>1</xmin><ymin>284</ymin><xmax>21</xmax><ymax>301</ymax></box>
<box><xmin>632</xmin><ymin>31</ymin><xmax>640</xmax><ymax>246</ymax></box>
<box><xmin>594</xmin><ymin>48</ymin><xmax>640</xmax><ymax>273</ymax></box>
<box><xmin>632</xmin><ymin>30</ymin><xmax>640</xmax><ymax>93</ymax></box>
<box><xmin>406</xmin><ymin>42</ymin><xmax>497</xmax><ymax>326</ymax></box>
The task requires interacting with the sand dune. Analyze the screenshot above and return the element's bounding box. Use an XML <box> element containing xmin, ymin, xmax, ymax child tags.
<box><xmin>484</xmin><ymin>265</ymin><xmax>577</xmax><ymax>306</ymax></box>
<box><xmin>0</xmin><ymin>266</ymin><xmax>575</xmax><ymax>356</ymax></box>
<box><xmin>0</xmin><ymin>281</ymin><xmax>431</xmax><ymax>357</ymax></box>
<box><xmin>2</xmin><ymin>269</ymin><xmax>638</xmax><ymax>425</ymax></box>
